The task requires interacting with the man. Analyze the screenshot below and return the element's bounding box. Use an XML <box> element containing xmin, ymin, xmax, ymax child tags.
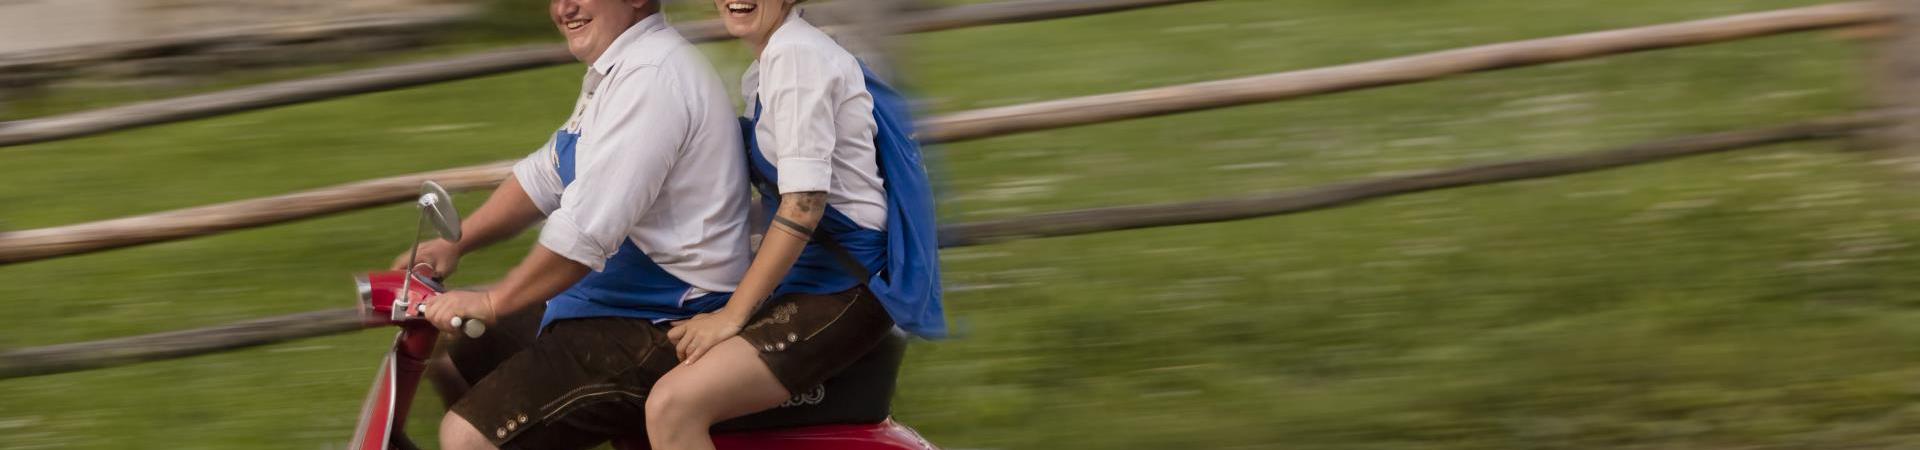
<box><xmin>391</xmin><ymin>0</ymin><xmax>751</xmax><ymax>448</ymax></box>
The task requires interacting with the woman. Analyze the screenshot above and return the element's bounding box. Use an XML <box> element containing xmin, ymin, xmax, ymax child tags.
<box><xmin>645</xmin><ymin>1</ymin><xmax>946</xmax><ymax>449</ymax></box>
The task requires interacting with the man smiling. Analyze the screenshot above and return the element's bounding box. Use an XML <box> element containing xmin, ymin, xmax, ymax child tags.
<box><xmin>392</xmin><ymin>0</ymin><xmax>752</xmax><ymax>448</ymax></box>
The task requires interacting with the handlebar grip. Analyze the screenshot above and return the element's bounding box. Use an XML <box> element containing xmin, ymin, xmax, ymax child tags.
<box><xmin>450</xmin><ymin>317</ymin><xmax>486</xmax><ymax>338</ymax></box>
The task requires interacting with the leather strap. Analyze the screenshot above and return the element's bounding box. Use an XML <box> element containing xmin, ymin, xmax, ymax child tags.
<box><xmin>813</xmin><ymin>229</ymin><xmax>872</xmax><ymax>282</ymax></box>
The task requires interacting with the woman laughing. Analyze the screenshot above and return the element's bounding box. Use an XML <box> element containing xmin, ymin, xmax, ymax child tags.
<box><xmin>648</xmin><ymin>1</ymin><xmax>948</xmax><ymax>449</ymax></box>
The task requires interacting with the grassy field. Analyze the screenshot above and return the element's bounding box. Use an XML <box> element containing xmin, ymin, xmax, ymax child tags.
<box><xmin>9</xmin><ymin>0</ymin><xmax>1920</xmax><ymax>448</ymax></box>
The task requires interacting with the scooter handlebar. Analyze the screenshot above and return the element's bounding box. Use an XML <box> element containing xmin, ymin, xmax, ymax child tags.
<box><xmin>417</xmin><ymin>302</ymin><xmax>487</xmax><ymax>339</ymax></box>
<box><xmin>450</xmin><ymin>316</ymin><xmax>487</xmax><ymax>339</ymax></box>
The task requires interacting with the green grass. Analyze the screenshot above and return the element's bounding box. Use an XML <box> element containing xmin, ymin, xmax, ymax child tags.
<box><xmin>8</xmin><ymin>0</ymin><xmax>1920</xmax><ymax>448</ymax></box>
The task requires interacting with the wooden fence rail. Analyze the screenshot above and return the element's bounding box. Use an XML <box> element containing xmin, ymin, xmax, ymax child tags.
<box><xmin>0</xmin><ymin>310</ymin><xmax>365</xmax><ymax>380</ymax></box>
<box><xmin>921</xmin><ymin>1</ymin><xmax>1892</xmax><ymax>143</ymax></box>
<box><xmin>0</xmin><ymin>162</ymin><xmax>514</xmax><ymax>265</ymax></box>
<box><xmin>0</xmin><ymin>1</ymin><xmax>1890</xmax><ymax>266</ymax></box>
<box><xmin>0</xmin><ymin>113</ymin><xmax>1883</xmax><ymax>380</ymax></box>
<box><xmin>0</xmin><ymin>0</ymin><xmax>1208</xmax><ymax>148</ymax></box>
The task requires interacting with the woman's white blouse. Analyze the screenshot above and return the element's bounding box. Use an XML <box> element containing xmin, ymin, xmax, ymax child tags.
<box><xmin>740</xmin><ymin>11</ymin><xmax>888</xmax><ymax>231</ymax></box>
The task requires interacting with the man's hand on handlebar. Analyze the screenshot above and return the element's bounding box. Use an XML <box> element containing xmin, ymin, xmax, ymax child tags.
<box><xmin>392</xmin><ymin>239</ymin><xmax>461</xmax><ymax>280</ymax></box>
<box><xmin>424</xmin><ymin>290</ymin><xmax>497</xmax><ymax>335</ymax></box>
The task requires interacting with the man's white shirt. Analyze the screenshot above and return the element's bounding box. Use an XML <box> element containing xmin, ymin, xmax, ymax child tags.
<box><xmin>511</xmin><ymin>15</ymin><xmax>751</xmax><ymax>297</ymax></box>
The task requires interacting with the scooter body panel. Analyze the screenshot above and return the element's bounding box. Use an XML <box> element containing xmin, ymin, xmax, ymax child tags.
<box><xmin>611</xmin><ymin>419</ymin><xmax>937</xmax><ymax>450</ymax></box>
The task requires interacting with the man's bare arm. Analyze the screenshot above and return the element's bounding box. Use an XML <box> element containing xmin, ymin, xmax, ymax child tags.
<box><xmin>392</xmin><ymin>177</ymin><xmax>549</xmax><ymax>277</ymax></box>
<box><xmin>454</xmin><ymin>177</ymin><xmax>549</xmax><ymax>254</ymax></box>
<box><xmin>486</xmin><ymin>244</ymin><xmax>594</xmax><ymax>317</ymax></box>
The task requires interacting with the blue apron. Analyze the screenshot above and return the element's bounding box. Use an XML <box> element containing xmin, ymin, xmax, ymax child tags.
<box><xmin>742</xmin><ymin>66</ymin><xmax>947</xmax><ymax>338</ymax></box>
<box><xmin>540</xmin><ymin>130</ymin><xmax>731</xmax><ymax>329</ymax></box>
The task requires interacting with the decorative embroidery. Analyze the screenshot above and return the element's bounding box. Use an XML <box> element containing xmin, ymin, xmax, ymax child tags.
<box><xmin>743</xmin><ymin>302</ymin><xmax>799</xmax><ymax>332</ymax></box>
<box><xmin>779</xmin><ymin>385</ymin><xmax>827</xmax><ymax>408</ymax></box>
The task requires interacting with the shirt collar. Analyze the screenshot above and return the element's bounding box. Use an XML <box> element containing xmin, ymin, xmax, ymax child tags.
<box><xmin>592</xmin><ymin>13</ymin><xmax>669</xmax><ymax>75</ymax></box>
<box><xmin>740</xmin><ymin>10</ymin><xmax>813</xmax><ymax>103</ymax></box>
<box><xmin>769</xmin><ymin>9</ymin><xmax>811</xmax><ymax>45</ymax></box>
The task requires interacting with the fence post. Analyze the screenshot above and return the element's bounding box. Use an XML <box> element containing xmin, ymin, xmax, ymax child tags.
<box><xmin>1871</xmin><ymin>0</ymin><xmax>1920</xmax><ymax>170</ymax></box>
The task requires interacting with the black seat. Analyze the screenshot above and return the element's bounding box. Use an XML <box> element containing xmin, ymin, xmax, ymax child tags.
<box><xmin>712</xmin><ymin>332</ymin><xmax>906</xmax><ymax>432</ymax></box>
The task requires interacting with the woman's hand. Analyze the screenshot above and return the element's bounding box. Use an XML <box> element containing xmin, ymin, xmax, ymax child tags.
<box><xmin>392</xmin><ymin>239</ymin><xmax>461</xmax><ymax>279</ymax></box>
<box><xmin>423</xmin><ymin>290</ymin><xmax>497</xmax><ymax>336</ymax></box>
<box><xmin>660</xmin><ymin>191</ymin><xmax>824</xmax><ymax>364</ymax></box>
<box><xmin>668</xmin><ymin>310</ymin><xmax>750</xmax><ymax>365</ymax></box>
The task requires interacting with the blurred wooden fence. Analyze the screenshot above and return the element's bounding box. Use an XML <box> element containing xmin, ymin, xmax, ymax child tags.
<box><xmin>1</xmin><ymin>0</ymin><xmax>1916</xmax><ymax>379</ymax></box>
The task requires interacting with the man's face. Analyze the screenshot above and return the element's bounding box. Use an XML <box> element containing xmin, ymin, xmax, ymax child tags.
<box><xmin>712</xmin><ymin>0</ymin><xmax>796</xmax><ymax>43</ymax></box>
<box><xmin>551</xmin><ymin>0</ymin><xmax>647</xmax><ymax>64</ymax></box>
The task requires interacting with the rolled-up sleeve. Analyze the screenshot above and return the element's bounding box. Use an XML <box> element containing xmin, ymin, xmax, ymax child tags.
<box><xmin>761</xmin><ymin>43</ymin><xmax>840</xmax><ymax>195</ymax></box>
<box><xmin>511</xmin><ymin>133</ymin><xmax>565</xmax><ymax>215</ymax></box>
<box><xmin>537</xmin><ymin>67</ymin><xmax>688</xmax><ymax>271</ymax></box>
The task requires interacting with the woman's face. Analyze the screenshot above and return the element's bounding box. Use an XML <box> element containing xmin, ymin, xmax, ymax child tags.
<box><xmin>551</xmin><ymin>0</ymin><xmax>647</xmax><ymax>64</ymax></box>
<box><xmin>713</xmin><ymin>0</ymin><xmax>797</xmax><ymax>45</ymax></box>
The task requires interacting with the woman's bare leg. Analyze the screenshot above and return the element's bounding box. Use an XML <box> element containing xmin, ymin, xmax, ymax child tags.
<box><xmin>644</xmin><ymin>337</ymin><xmax>792</xmax><ymax>450</ymax></box>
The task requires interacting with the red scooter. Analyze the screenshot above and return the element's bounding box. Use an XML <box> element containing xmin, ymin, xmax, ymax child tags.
<box><xmin>347</xmin><ymin>181</ymin><xmax>938</xmax><ymax>450</ymax></box>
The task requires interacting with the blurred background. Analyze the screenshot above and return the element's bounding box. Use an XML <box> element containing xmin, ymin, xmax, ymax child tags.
<box><xmin>7</xmin><ymin>0</ymin><xmax>1920</xmax><ymax>448</ymax></box>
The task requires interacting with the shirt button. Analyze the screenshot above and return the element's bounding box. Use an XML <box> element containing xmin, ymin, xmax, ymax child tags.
<box><xmin>786</xmin><ymin>332</ymin><xmax>799</xmax><ymax>342</ymax></box>
<box><xmin>496</xmin><ymin>427</ymin><xmax>507</xmax><ymax>438</ymax></box>
<box><xmin>518</xmin><ymin>414</ymin><xmax>529</xmax><ymax>424</ymax></box>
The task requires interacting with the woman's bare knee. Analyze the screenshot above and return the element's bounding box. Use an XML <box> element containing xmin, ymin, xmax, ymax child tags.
<box><xmin>645</xmin><ymin>373</ymin><xmax>707</xmax><ymax>449</ymax></box>
<box><xmin>646</xmin><ymin>370</ymin><xmax>706</xmax><ymax>426</ymax></box>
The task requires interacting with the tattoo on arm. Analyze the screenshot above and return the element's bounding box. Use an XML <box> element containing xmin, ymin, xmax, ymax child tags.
<box><xmin>790</xmin><ymin>192</ymin><xmax>825</xmax><ymax>214</ymax></box>
<box><xmin>773</xmin><ymin>192</ymin><xmax>828</xmax><ymax>240</ymax></box>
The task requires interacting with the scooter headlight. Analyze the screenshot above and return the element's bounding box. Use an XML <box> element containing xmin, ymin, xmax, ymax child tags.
<box><xmin>354</xmin><ymin>274</ymin><xmax>374</xmax><ymax>308</ymax></box>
